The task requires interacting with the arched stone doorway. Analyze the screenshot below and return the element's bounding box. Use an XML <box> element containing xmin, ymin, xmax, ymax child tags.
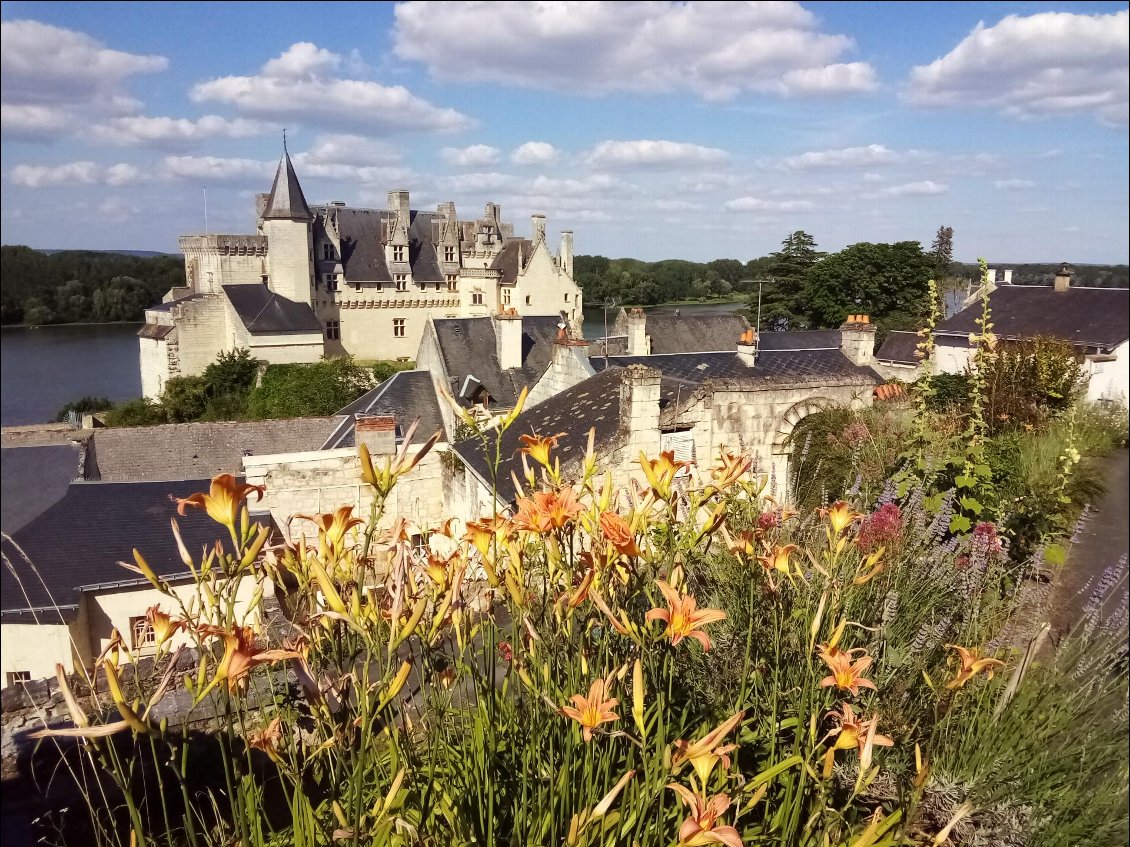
<box><xmin>772</xmin><ymin>396</ymin><xmax>837</xmax><ymax>500</ymax></box>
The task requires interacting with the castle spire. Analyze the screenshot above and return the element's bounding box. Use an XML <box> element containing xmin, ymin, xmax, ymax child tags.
<box><xmin>262</xmin><ymin>138</ymin><xmax>312</xmax><ymax>221</ymax></box>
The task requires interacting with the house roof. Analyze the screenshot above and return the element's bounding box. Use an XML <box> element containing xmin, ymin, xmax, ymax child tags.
<box><xmin>875</xmin><ymin>331</ymin><xmax>921</xmax><ymax>365</ymax></box>
<box><xmin>334</xmin><ymin>208</ymin><xmax>392</xmax><ymax>284</ymax></box>
<box><xmin>223</xmin><ymin>284</ymin><xmax>323</xmax><ymax>334</ymax></box>
<box><xmin>611</xmin><ymin>309</ymin><xmax>752</xmax><ymax>354</ymax></box>
<box><xmin>758</xmin><ymin>330</ymin><xmax>841</xmax><ymax>351</ymax></box>
<box><xmin>491</xmin><ymin>239</ymin><xmax>533</xmax><ymax>285</ymax></box>
<box><xmin>86</xmin><ymin>417</ymin><xmax>344</xmax><ymax>482</ymax></box>
<box><xmin>262</xmin><ymin>151</ymin><xmax>312</xmax><ymax>221</ymax></box>
<box><xmin>138</xmin><ymin>323</ymin><xmax>175</xmax><ymax>340</ymax></box>
<box><xmin>1</xmin><ymin>445</ymin><xmax>80</xmax><ymax>534</ymax></box>
<box><xmin>146</xmin><ymin>293</ymin><xmax>203</xmax><ymax>313</ymax></box>
<box><xmin>324</xmin><ymin>370</ymin><xmax>446</xmax><ymax>449</ymax></box>
<box><xmin>1</xmin><ymin>479</ymin><xmax>276</xmax><ymax>620</ymax></box>
<box><xmin>432</xmin><ymin>315</ymin><xmax>563</xmax><ymax>408</ymax></box>
<box><xmin>409</xmin><ymin>211</ymin><xmax>444</xmax><ymax>282</ymax></box>
<box><xmin>936</xmin><ymin>285</ymin><xmax>1130</xmax><ymax>351</ymax></box>
<box><xmin>595</xmin><ymin>349</ymin><xmax>881</xmax><ymax>388</ymax></box>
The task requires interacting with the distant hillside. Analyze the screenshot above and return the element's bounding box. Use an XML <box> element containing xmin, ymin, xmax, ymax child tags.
<box><xmin>1</xmin><ymin>246</ymin><xmax>185</xmax><ymax>325</ymax></box>
<box><xmin>951</xmin><ymin>262</ymin><xmax>1129</xmax><ymax>289</ymax></box>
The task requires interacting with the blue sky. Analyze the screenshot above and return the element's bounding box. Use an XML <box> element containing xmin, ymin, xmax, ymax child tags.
<box><xmin>1</xmin><ymin>1</ymin><xmax>1126</xmax><ymax>264</ymax></box>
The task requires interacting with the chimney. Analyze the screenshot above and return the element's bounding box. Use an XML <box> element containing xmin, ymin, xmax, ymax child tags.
<box><xmin>1001</xmin><ymin>269</ymin><xmax>1013</xmax><ymax>285</ymax></box>
<box><xmin>531</xmin><ymin>214</ymin><xmax>546</xmax><ymax>245</ymax></box>
<box><xmin>737</xmin><ymin>328</ymin><xmax>758</xmax><ymax>367</ymax></box>
<box><xmin>495</xmin><ymin>309</ymin><xmax>524</xmax><ymax>371</ymax></box>
<box><xmin>437</xmin><ymin>201</ymin><xmax>457</xmax><ymax>222</ymax></box>
<box><xmin>1054</xmin><ymin>262</ymin><xmax>1073</xmax><ymax>292</ymax></box>
<box><xmin>626</xmin><ymin>308</ymin><xmax>650</xmax><ymax>356</ymax></box>
<box><xmin>355</xmin><ymin>415</ymin><xmax>397</xmax><ymax>456</ymax></box>
<box><xmin>388</xmin><ymin>190</ymin><xmax>410</xmax><ymax>243</ymax></box>
<box><xmin>618</xmin><ymin>364</ymin><xmax>662</xmax><ymax>455</ymax></box>
<box><xmin>559</xmin><ymin>230</ymin><xmax>574</xmax><ymax>277</ymax></box>
<box><xmin>255</xmin><ymin>192</ymin><xmax>270</xmax><ymax>224</ymax></box>
<box><xmin>839</xmin><ymin>314</ymin><xmax>877</xmax><ymax>366</ymax></box>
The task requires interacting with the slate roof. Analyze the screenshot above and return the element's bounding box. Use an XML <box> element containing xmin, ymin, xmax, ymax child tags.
<box><xmin>491</xmin><ymin>239</ymin><xmax>533</xmax><ymax>285</ymax></box>
<box><xmin>223</xmin><ymin>284</ymin><xmax>323</xmax><ymax>334</ymax></box>
<box><xmin>594</xmin><ymin>350</ymin><xmax>881</xmax><ymax>387</ymax></box>
<box><xmin>875</xmin><ymin>331</ymin><xmax>921</xmax><ymax>365</ymax></box>
<box><xmin>611</xmin><ymin>309</ymin><xmax>752</xmax><ymax>354</ymax></box>
<box><xmin>334</xmin><ymin>208</ymin><xmax>391</xmax><ymax>284</ymax></box>
<box><xmin>1</xmin><ymin>480</ymin><xmax>276</xmax><ymax>620</ymax></box>
<box><xmin>1</xmin><ymin>445</ymin><xmax>80</xmax><ymax>534</ymax></box>
<box><xmin>86</xmin><ymin>417</ymin><xmax>344</xmax><ymax>482</ymax></box>
<box><xmin>262</xmin><ymin>151</ymin><xmax>313</xmax><ymax>221</ymax></box>
<box><xmin>138</xmin><ymin>323</ymin><xmax>175</xmax><ymax>340</ymax></box>
<box><xmin>432</xmin><ymin>315</ymin><xmax>562</xmax><ymax>408</ymax></box>
<box><xmin>409</xmin><ymin>212</ymin><xmax>444</xmax><ymax>282</ymax></box>
<box><xmin>758</xmin><ymin>330</ymin><xmax>841</xmax><ymax>351</ymax></box>
<box><xmin>324</xmin><ymin>370</ymin><xmax>446</xmax><ymax>449</ymax></box>
<box><xmin>936</xmin><ymin>286</ymin><xmax>1130</xmax><ymax>351</ymax></box>
<box><xmin>147</xmin><ymin>293</ymin><xmax>203</xmax><ymax>313</ymax></box>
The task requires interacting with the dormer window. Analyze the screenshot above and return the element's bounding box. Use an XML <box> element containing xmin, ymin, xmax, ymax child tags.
<box><xmin>446</xmin><ymin>274</ymin><xmax>459</xmax><ymax>292</ymax></box>
<box><xmin>393</xmin><ymin>245</ymin><xmax>406</xmax><ymax>262</ymax></box>
<box><xmin>395</xmin><ymin>275</ymin><xmax>408</xmax><ymax>292</ymax></box>
<box><xmin>444</xmin><ymin>246</ymin><xmax>456</xmax><ymax>262</ymax></box>
<box><xmin>322</xmin><ymin>243</ymin><xmax>334</xmax><ymax>260</ymax></box>
<box><xmin>502</xmin><ymin>287</ymin><xmax>512</xmax><ymax>306</ymax></box>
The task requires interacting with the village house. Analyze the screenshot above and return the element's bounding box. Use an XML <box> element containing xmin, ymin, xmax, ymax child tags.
<box><xmin>139</xmin><ymin>148</ymin><xmax>582</xmax><ymax>398</ymax></box>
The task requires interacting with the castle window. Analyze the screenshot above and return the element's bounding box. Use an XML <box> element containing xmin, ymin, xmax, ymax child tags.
<box><xmin>444</xmin><ymin>246</ymin><xmax>456</xmax><ymax>262</ymax></box>
<box><xmin>326</xmin><ymin>320</ymin><xmax>340</xmax><ymax>340</ymax></box>
<box><xmin>446</xmin><ymin>274</ymin><xmax>459</xmax><ymax>292</ymax></box>
<box><xmin>326</xmin><ymin>274</ymin><xmax>339</xmax><ymax>292</ymax></box>
<box><xmin>472</xmin><ymin>291</ymin><xmax>484</xmax><ymax>306</ymax></box>
<box><xmin>435</xmin><ymin>282</ymin><xmax>443</xmax><ymax>292</ymax></box>
<box><xmin>393</xmin><ymin>318</ymin><xmax>406</xmax><ymax>338</ymax></box>
<box><xmin>322</xmin><ymin>243</ymin><xmax>334</xmax><ymax>260</ymax></box>
<box><xmin>501</xmin><ymin>287</ymin><xmax>512</xmax><ymax>306</ymax></box>
<box><xmin>395</xmin><ymin>275</ymin><xmax>408</xmax><ymax>292</ymax></box>
<box><xmin>6</xmin><ymin>671</ymin><xmax>30</xmax><ymax>686</ymax></box>
<box><xmin>564</xmin><ymin>293</ymin><xmax>570</xmax><ymax>302</ymax></box>
<box><xmin>393</xmin><ymin>245</ymin><xmax>406</xmax><ymax>262</ymax></box>
<box><xmin>130</xmin><ymin>615</ymin><xmax>155</xmax><ymax>651</ymax></box>
<box><xmin>525</xmin><ymin>295</ymin><xmax>532</xmax><ymax>306</ymax></box>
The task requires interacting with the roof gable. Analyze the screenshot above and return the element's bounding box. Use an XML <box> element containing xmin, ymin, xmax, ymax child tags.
<box><xmin>325</xmin><ymin>370</ymin><xmax>445</xmax><ymax>448</ymax></box>
<box><xmin>262</xmin><ymin>152</ymin><xmax>312</xmax><ymax>221</ymax></box>
<box><xmin>223</xmin><ymin>284</ymin><xmax>323</xmax><ymax>334</ymax></box>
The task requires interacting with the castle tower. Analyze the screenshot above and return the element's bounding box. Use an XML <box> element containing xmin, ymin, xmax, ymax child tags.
<box><xmin>261</xmin><ymin>147</ymin><xmax>314</xmax><ymax>305</ymax></box>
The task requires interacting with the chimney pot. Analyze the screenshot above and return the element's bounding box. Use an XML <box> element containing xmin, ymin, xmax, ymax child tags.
<box><xmin>355</xmin><ymin>415</ymin><xmax>397</xmax><ymax>455</ymax></box>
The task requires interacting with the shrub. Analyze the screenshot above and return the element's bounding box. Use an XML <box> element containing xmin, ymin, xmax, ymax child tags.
<box><xmin>103</xmin><ymin>397</ymin><xmax>165</xmax><ymax>427</ymax></box>
<box><xmin>160</xmin><ymin>375</ymin><xmax>209</xmax><ymax>423</ymax></box>
<box><xmin>981</xmin><ymin>336</ymin><xmax>1084</xmax><ymax>434</ymax></box>
<box><xmin>245</xmin><ymin>356</ymin><xmax>375</xmax><ymax>419</ymax></box>
<box><xmin>202</xmin><ymin>348</ymin><xmax>260</xmax><ymax>398</ymax></box>
<box><xmin>372</xmin><ymin>358</ymin><xmax>416</xmax><ymax>384</ymax></box>
<box><xmin>54</xmin><ymin>395</ymin><xmax>113</xmax><ymax>422</ymax></box>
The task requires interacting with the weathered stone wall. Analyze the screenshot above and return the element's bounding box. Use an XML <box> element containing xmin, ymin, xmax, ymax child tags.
<box><xmin>180</xmin><ymin>234</ymin><xmax>268</xmax><ymax>293</ymax></box>
<box><xmin>514</xmin><ymin>240</ymin><xmax>584</xmax><ymax>331</ymax></box>
<box><xmin>527</xmin><ymin>343</ymin><xmax>595</xmax><ymax>408</ymax></box>
<box><xmin>263</xmin><ymin>219</ymin><xmax>314</xmax><ymax>305</ymax></box>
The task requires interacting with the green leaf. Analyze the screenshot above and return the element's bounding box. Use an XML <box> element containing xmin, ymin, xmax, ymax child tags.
<box><xmin>958</xmin><ymin>497</ymin><xmax>983</xmax><ymax>516</ymax></box>
<box><xmin>923</xmin><ymin>493</ymin><xmax>944</xmax><ymax>513</ymax></box>
<box><xmin>1044</xmin><ymin>543</ymin><xmax>1067</xmax><ymax>566</ymax></box>
<box><xmin>955</xmin><ymin>475</ymin><xmax>975</xmax><ymax>489</ymax></box>
<box><xmin>949</xmin><ymin>514</ymin><xmax>972</xmax><ymax>534</ymax></box>
<box><xmin>974</xmin><ymin>464</ymin><xmax>992</xmax><ymax>478</ymax></box>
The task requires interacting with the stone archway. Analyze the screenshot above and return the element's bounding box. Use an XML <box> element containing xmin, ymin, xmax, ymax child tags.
<box><xmin>772</xmin><ymin>396</ymin><xmax>837</xmax><ymax>498</ymax></box>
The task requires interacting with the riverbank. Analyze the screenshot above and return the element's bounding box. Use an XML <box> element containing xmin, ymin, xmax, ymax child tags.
<box><xmin>1</xmin><ymin>320</ymin><xmax>142</xmax><ymax>329</ymax></box>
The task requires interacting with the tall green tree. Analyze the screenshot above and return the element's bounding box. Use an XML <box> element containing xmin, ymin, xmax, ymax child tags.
<box><xmin>753</xmin><ymin>231</ymin><xmax>819</xmax><ymax>330</ymax></box>
<box><xmin>800</xmin><ymin>240</ymin><xmax>933</xmax><ymax>330</ymax></box>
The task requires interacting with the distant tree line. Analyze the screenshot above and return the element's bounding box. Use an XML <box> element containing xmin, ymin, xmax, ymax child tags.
<box><xmin>950</xmin><ymin>262</ymin><xmax>1129</xmax><ymax>289</ymax></box>
<box><xmin>573</xmin><ymin>256</ymin><xmax>771</xmax><ymax>307</ymax></box>
<box><xmin>0</xmin><ymin>246</ymin><xmax>185</xmax><ymax>325</ymax></box>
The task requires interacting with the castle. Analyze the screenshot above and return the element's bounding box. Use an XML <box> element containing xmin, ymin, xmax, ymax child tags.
<box><xmin>138</xmin><ymin>148</ymin><xmax>583</xmax><ymax>398</ymax></box>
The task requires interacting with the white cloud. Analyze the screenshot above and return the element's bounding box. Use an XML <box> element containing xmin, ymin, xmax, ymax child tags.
<box><xmin>191</xmin><ymin>42</ymin><xmax>471</xmax><ymax>134</ymax></box>
<box><xmin>162</xmin><ymin>156</ymin><xmax>274</xmax><ymax>182</ymax></box>
<box><xmin>438</xmin><ymin>172</ymin><xmax>522</xmax><ymax>194</ymax></box>
<box><xmin>906</xmin><ymin>10</ymin><xmax>1129</xmax><ymax>127</ymax></box>
<box><xmin>723</xmin><ymin>196</ymin><xmax>815</xmax><ymax>212</ymax></box>
<box><xmin>880</xmin><ymin>180</ymin><xmax>948</xmax><ymax>197</ymax></box>
<box><xmin>653</xmin><ymin>199</ymin><xmax>703</xmax><ymax>212</ymax></box>
<box><xmin>8</xmin><ymin>160</ymin><xmax>148</xmax><ymax>187</ymax></box>
<box><xmin>1</xmin><ymin>20</ymin><xmax>167</xmax><ymax>139</ymax></box>
<box><xmin>511</xmin><ymin>141</ymin><xmax>559</xmax><ymax>166</ymax></box>
<box><xmin>994</xmin><ymin>178</ymin><xmax>1035</xmax><ymax>191</ymax></box>
<box><xmin>588</xmin><ymin>139</ymin><xmax>729</xmax><ymax>169</ymax></box>
<box><xmin>393</xmin><ymin>1</ymin><xmax>877</xmax><ymax>100</ymax></box>
<box><xmin>440</xmin><ymin>144</ymin><xmax>502</xmax><ymax>167</ymax></box>
<box><xmin>778</xmin><ymin>144</ymin><xmax>899</xmax><ymax>171</ymax></box>
<box><xmin>297</xmin><ymin>134</ymin><xmax>402</xmax><ymax>167</ymax></box>
<box><xmin>92</xmin><ymin>115</ymin><xmax>270</xmax><ymax>147</ymax></box>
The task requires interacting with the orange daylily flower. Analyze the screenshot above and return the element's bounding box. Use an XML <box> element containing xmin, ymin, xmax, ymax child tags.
<box><xmin>599</xmin><ymin>511</ymin><xmax>641</xmax><ymax>557</ymax></box>
<box><xmin>175</xmin><ymin>474</ymin><xmax>265</xmax><ymax>529</ymax></box>
<box><xmin>463</xmin><ymin>516</ymin><xmax>512</xmax><ymax>557</ymax></box>
<box><xmin>425</xmin><ymin>549</ymin><xmax>462</xmax><ymax>590</ymax></box>
<box><xmin>820</xmin><ymin>500</ymin><xmax>859</xmax><ymax>539</ymax></box>
<box><xmin>944</xmin><ymin>644</ymin><xmax>1005</xmax><ymax>690</ymax></box>
<box><xmin>757</xmin><ymin>543</ymin><xmax>798</xmax><ymax>581</ymax></box>
<box><xmin>672</xmin><ymin>711</ymin><xmax>744</xmax><ymax>786</ymax></box>
<box><xmin>513</xmin><ymin>487</ymin><xmax>583</xmax><ymax>533</ymax></box>
<box><xmin>724</xmin><ymin>527</ymin><xmax>759</xmax><ymax>558</ymax></box>
<box><xmin>711</xmin><ymin>450</ymin><xmax>753</xmax><ymax>490</ymax></box>
<box><xmin>646</xmin><ymin>580</ymin><xmax>727</xmax><ymax>651</ymax></box>
<box><xmin>667</xmin><ymin>784</ymin><xmax>743</xmax><ymax>847</ymax></box>
<box><xmin>517</xmin><ymin>432</ymin><xmax>566</xmax><ymax>469</ymax></box>
<box><xmin>246</xmin><ymin>715</ymin><xmax>284</xmax><ymax>764</ymax></box>
<box><xmin>296</xmin><ymin>505</ymin><xmax>364</xmax><ymax>553</ymax></box>
<box><xmin>819</xmin><ymin>648</ymin><xmax>878</xmax><ymax>697</ymax></box>
<box><xmin>822</xmin><ymin>703</ymin><xmax>893</xmax><ymax>776</ymax></box>
<box><xmin>639</xmin><ymin>450</ymin><xmax>689</xmax><ymax>499</ymax></box>
<box><xmin>561</xmin><ymin>674</ymin><xmax>620</xmax><ymax>742</ymax></box>
<box><xmin>199</xmin><ymin>625</ymin><xmax>302</xmax><ymax>693</ymax></box>
<box><xmin>145</xmin><ymin>605</ymin><xmax>184</xmax><ymax>651</ymax></box>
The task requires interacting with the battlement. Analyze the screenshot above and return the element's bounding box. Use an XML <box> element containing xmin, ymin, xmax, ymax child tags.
<box><xmin>179</xmin><ymin>234</ymin><xmax>269</xmax><ymax>257</ymax></box>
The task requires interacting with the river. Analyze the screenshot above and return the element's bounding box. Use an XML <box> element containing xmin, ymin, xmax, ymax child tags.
<box><xmin>1</xmin><ymin>324</ymin><xmax>143</xmax><ymax>426</ymax></box>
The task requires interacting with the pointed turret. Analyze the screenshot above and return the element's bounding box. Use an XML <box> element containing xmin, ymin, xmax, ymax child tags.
<box><xmin>262</xmin><ymin>150</ymin><xmax>312</xmax><ymax>221</ymax></box>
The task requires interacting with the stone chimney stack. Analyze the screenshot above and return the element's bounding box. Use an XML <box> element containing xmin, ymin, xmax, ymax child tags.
<box><xmin>626</xmin><ymin>308</ymin><xmax>650</xmax><ymax>356</ymax></box>
<box><xmin>1054</xmin><ymin>262</ymin><xmax>1073</xmax><ymax>292</ymax></box>
<box><xmin>559</xmin><ymin>230</ymin><xmax>574</xmax><ymax>277</ymax></box>
<box><xmin>839</xmin><ymin>314</ymin><xmax>877</xmax><ymax>366</ymax></box>
<box><xmin>437</xmin><ymin>201</ymin><xmax>456</xmax><ymax>222</ymax></box>
<box><xmin>531</xmin><ymin>214</ymin><xmax>546</xmax><ymax>245</ymax></box>
<box><xmin>388</xmin><ymin>190</ymin><xmax>410</xmax><ymax>243</ymax></box>
<box><xmin>355</xmin><ymin>415</ymin><xmax>397</xmax><ymax>456</ymax></box>
<box><xmin>619</xmin><ymin>364</ymin><xmax>662</xmax><ymax>457</ymax></box>
<box><xmin>737</xmin><ymin>328</ymin><xmax>758</xmax><ymax>367</ymax></box>
<box><xmin>495</xmin><ymin>309</ymin><xmax>524</xmax><ymax>371</ymax></box>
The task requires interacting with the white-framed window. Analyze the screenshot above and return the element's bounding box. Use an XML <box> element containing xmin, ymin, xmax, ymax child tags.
<box><xmin>393</xmin><ymin>245</ymin><xmax>406</xmax><ymax>262</ymax></box>
<box><xmin>446</xmin><ymin>274</ymin><xmax>459</xmax><ymax>292</ymax></box>
<box><xmin>393</xmin><ymin>318</ymin><xmax>406</xmax><ymax>338</ymax></box>
<box><xmin>324</xmin><ymin>273</ymin><xmax>338</xmax><ymax>292</ymax></box>
<box><xmin>326</xmin><ymin>320</ymin><xmax>340</xmax><ymax>340</ymax></box>
<box><xmin>322</xmin><ymin>243</ymin><xmax>334</xmax><ymax>260</ymax></box>
<box><xmin>501</xmin><ymin>287</ymin><xmax>512</xmax><ymax>306</ymax></box>
<box><xmin>6</xmin><ymin>671</ymin><xmax>31</xmax><ymax>686</ymax></box>
<box><xmin>472</xmin><ymin>291</ymin><xmax>484</xmax><ymax>306</ymax></box>
<box><xmin>130</xmin><ymin>615</ymin><xmax>155</xmax><ymax>651</ymax></box>
<box><xmin>444</xmin><ymin>246</ymin><xmax>456</xmax><ymax>262</ymax></box>
<box><xmin>395</xmin><ymin>275</ymin><xmax>408</xmax><ymax>292</ymax></box>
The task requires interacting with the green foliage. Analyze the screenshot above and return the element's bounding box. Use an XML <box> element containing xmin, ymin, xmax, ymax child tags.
<box><xmin>801</xmin><ymin>240</ymin><xmax>933</xmax><ymax>329</ymax></box>
<box><xmin>103</xmin><ymin>397</ymin><xmax>165</xmax><ymax>427</ymax></box>
<box><xmin>160</xmin><ymin>376</ymin><xmax>210</xmax><ymax>423</ymax></box>
<box><xmin>372</xmin><ymin>359</ymin><xmax>416</xmax><ymax>384</ymax></box>
<box><xmin>951</xmin><ymin>261</ymin><xmax>1129</xmax><ymax>289</ymax></box>
<box><xmin>574</xmin><ymin>254</ymin><xmax>757</xmax><ymax>308</ymax></box>
<box><xmin>754</xmin><ymin>230</ymin><xmax>821</xmax><ymax>330</ymax></box>
<box><xmin>981</xmin><ymin>336</ymin><xmax>1084</xmax><ymax>434</ymax></box>
<box><xmin>245</xmin><ymin>357</ymin><xmax>375</xmax><ymax>419</ymax></box>
<box><xmin>53</xmin><ymin>395</ymin><xmax>113</xmax><ymax>422</ymax></box>
<box><xmin>201</xmin><ymin>348</ymin><xmax>260</xmax><ymax>398</ymax></box>
<box><xmin>930</xmin><ymin>225</ymin><xmax>954</xmax><ymax>281</ymax></box>
<box><xmin>0</xmin><ymin>246</ymin><xmax>185</xmax><ymax>324</ymax></box>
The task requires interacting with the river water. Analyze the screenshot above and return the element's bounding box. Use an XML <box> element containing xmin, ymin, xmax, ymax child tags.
<box><xmin>0</xmin><ymin>302</ymin><xmax>745</xmax><ymax>426</ymax></box>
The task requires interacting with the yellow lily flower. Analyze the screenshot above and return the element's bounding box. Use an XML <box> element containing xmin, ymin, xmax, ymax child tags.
<box><xmin>199</xmin><ymin>624</ymin><xmax>302</xmax><ymax>694</ymax></box>
<box><xmin>757</xmin><ymin>543</ymin><xmax>798</xmax><ymax>581</ymax></box>
<box><xmin>819</xmin><ymin>500</ymin><xmax>859</xmax><ymax>540</ymax></box>
<box><xmin>599</xmin><ymin>510</ymin><xmax>641</xmax><ymax>557</ymax></box>
<box><xmin>818</xmin><ymin>648</ymin><xmax>878</xmax><ymax>697</ymax></box>
<box><xmin>561</xmin><ymin>674</ymin><xmax>620</xmax><ymax>742</ymax></box>
<box><xmin>517</xmin><ymin>431</ymin><xmax>566</xmax><ymax>469</ymax></box>
<box><xmin>296</xmin><ymin>505</ymin><xmax>364</xmax><ymax>553</ymax></box>
<box><xmin>821</xmin><ymin>704</ymin><xmax>894</xmax><ymax>776</ymax></box>
<box><xmin>513</xmin><ymin>487</ymin><xmax>583</xmax><ymax>533</ymax></box>
<box><xmin>639</xmin><ymin>450</ymin><xmax>688</xmax><ymax>499</ymax></box>
<box><xmin>145</xmin><ymin>605</ymin><xmax>184</xmax><ymax>652</ymax></box>
<box><xmin>667</xmin><ymin>784</ymin><xmax>743</xmax><ymax>847</ymax></box>
<box><xmin>672</xmin><ymin>710</ymin><xmax>745</xmax><ymax>786</ymax></box>
<box><xmin>175</xmin><ymin>474</ymin><xmax>265</xmax><ymax>530</ymax></box>
<box><xmin>646</xmin><ymin>580</ymin><xmax>727</xmax><ymax>651</ymax></box>
<box><xmin>711</xmin><ymin>450</ymin><xmax>753</xmax><ymax>490</ymax></box>
<box><xmin>944</xmin><ymin>644</ymin><xmax>1005</xmax><ymax>690</ymax></box>
<box><xmin>246</xmin><ymin>715</ymin><xmax>285</xmax><ymax>764</ymax></box>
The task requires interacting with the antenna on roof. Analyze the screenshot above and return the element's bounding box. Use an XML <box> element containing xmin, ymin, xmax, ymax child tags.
<box><xmin>203</xmin><ymin>186</ymin><xmax>208</xmax><ymax>235</ymax></box>
<box><xmin>756</xmin><ymin>281</ymin><xmax>763</xmax><ymax>332</ymax></box>
<box><xmin>282</xmin><ymin>127</ymin><xmax>288</xmax><ymax>154</ymax></box>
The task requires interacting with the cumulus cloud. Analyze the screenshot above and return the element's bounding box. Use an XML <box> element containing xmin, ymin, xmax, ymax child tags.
<box><xmin>778</xmin><ymin>144</ymin><xmax>899</xmax><ymax>171</ymax></box>
<box><xmin>297</xmin><ymin>134</ymin><xmax>402</xmax><ymax>167</ymax></box>
<box><xmin>511</xmin><ymin>141</ymin><xmax>559</xmax><ymax>165</ymax></box>
<box><xmin>440</xmin><ymin>144</ymin><xmax>502</xmax><ymax>167</ymax></box>
<box><xmin>92</xmin><ymin>115</ymin><xmax>270</xmax><ymax>147</ymax></box>
<box><xmin>191</xmin><ymin>41</ymin><xmax>471</xmax><ymax>134</ymax></box>
<box><xmin>393</xmin><ymin>1</ymin><xmax>877</xmax><ymax>100</ymax></box>
<box><xmin>906</xmin><ymin>10</ymin><xmax>1129</xmax><ymax>127</ymax></box>
<box><xmin>880</xmin><ymin>180</ymin><xmax>948</xmax><ymax>197</ymax></box>
<box><xmin>994</xmin><ymin>178</ymin><xmax>1035</xmax><ymax>191</ymax></box>
<box><xmin>1</xmin><ymin>19</ymin><xmax>167</xmax><ymax>140</ymax></box>
<box><xmin>723</xmin><ymin>196</ymin><xmax>815</xmax><ymax>212</ymax></box>
<box><xmin>588</xmin><ymin>140</ymin><xmax>729</xmax><ymax>169</ymax></box>
<box><xmin>162</xmin><ymin>156</ymin><xmax>274</xmax><ymax>182</ymax></box>
<box><xmin>8</xmin><ymin>160</ymin><xmax>148</xmax><ymax>187</ymax></box>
